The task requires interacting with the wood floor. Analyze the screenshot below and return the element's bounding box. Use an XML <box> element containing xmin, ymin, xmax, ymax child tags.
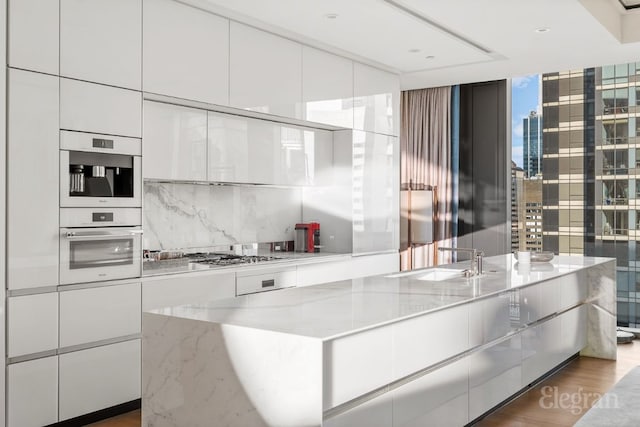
<box><xmin>93</xmin><ymin>341</ymin><xmax>640</xmax><ymax>427</ymax></box>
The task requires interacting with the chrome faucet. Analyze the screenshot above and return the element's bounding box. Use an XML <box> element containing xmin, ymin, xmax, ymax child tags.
<box><xmin>438</xmin><ymin>247</ymin><xmax>484</xmax><ymax>277</ymax></box>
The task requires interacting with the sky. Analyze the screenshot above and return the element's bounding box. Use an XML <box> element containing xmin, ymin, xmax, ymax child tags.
<box><xmin>511</xmin><ymin>75</ymin><xmax>541</xmax><ymax>168</ymax></box>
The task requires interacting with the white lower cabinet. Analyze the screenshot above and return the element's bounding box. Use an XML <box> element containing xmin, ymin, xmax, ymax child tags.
<box><xmin>59</xmin><ymin>339</ymin><xmax>141</xmax><ymax>421</ymax></box>
<box><xmin>350</xmin><ymin>253</ymin><xmax>398</xmax><ymax>278</ymax></box>
<box><xmin>521</xmin><ymin>316</ymin><xmax>561</xmax><ymax>387</ymax></box>
<box><xmin>296</xmin><ymin>258</ymin><xmax>353</xmax><ymax>287</ymax></box>
<box><xmin>323</xmin><ymin>391</ymin><xmax>392</xmax><ymax>427</ymax></box>
<box><xmin>324</xmin><ymin>325</ymin><xmax>393</xmax><ymax>409</ymax></box>
<box><xmin>393</xmin><ymin>358</ymin><xmax>469</xmax><ymax>427</ymax></box>
<box><xmin>142</xmin><ymin>272</ymin><xmax>235</xmax><ymax>311</ymax></box>
<box><xmin>468</xmin><ymin>335</ymin><xmax>522</xmax><ymax>421</ymax></box>
<box><xmin>8</xmin><ymin>293</ymin><xmax>58</xmax><ymax>358</ymax></box>
<box><xmin>7</xmin><ymin>356</ymin><xmax>59</xmax><ymax>427</ymax></box>
<box><xmin>59</xmin><ymin>282</ymin><xmax>141</xmax><ymax>348</ymax></box>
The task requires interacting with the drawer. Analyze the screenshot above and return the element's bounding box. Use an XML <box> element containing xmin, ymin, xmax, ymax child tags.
<box><xmin>236</xmin><ymin>268</ymin><xmax>296</xmax><ymax>296</ymax></box>
<box><xmin>60</xmin><ymin>78</ymin><xmax>142</xmax><ymax>137</ymax></box>
<box><xmin>59</xmin><ymin>339</ymin><xmax>141</xmax><ymax>421</ymax></box>
<box><xmin>142</xmin><ymin>272</ymin><xmax>235</xmax><ymax>311</ymax></box>
<box><xmin>8</xmin><ymin>293</ymin><xmax>58</xmax><ymax>358</ymax></box>
<box><xmin>60</xmin><ymin>208</ymin><xmax>141</xmax><ymax>227</ymax></box>
<box><xmin>60</xmin><ymin>283</ymin><xmax>141</xmax><ymax>348</ymax></box>
<box><xmin>7</xmin><ymin>356</ymin><xmax>59</xmax><ymax>427</ymax></box>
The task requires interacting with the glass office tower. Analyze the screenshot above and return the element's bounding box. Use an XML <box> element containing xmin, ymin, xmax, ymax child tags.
<box><xmin>542</xmin><ymin>63</ymin><xmax>640</xmax><ymax>326</ymax></box>
<box><xmin>523</xmin><ymin>111</ymin><xmax>543</xmax><ymax>178</ymax></box>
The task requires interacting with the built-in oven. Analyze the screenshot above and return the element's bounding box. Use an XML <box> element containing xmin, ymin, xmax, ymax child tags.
<box><xmin>60</xmin><ymin>130</ymin><xmax>141</xmax><ymax>208</ymax></box>
<box><xmin>59</xmin><ymin>208</ymin><xmax>142</xmax><ymax>285</ymax></box>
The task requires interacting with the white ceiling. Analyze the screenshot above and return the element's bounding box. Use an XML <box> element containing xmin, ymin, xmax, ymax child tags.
<box><xmin>188</xmin><ymin>0</ymin><xmax>640</xmax><ymax>90</ymax></box>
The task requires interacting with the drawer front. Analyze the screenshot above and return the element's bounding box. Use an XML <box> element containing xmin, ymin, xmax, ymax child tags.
<box><xmin>60</xmin><ymin>78</ymin><xmax>142</xmax><ymax>137</ymax></box>
<box><xmin>236</xmin><ymin>268</ymin><xmax>296</xmax><ymax>295</ymax></box>
<box><xmin>59</xmin><ymin>339</ymin><xmax>141</xmax><ymax>421</ymax></box>
<box><xmin>142</xmin><ymin>272</ymin><xmax>235</xmax><ymax>311</ymax></box>
<box><xmin>7</xmin><ymin>356</ymin><xmax>59</xmax><ymax>427</ymax></box>
<box><xmin>60</xmin><ymin>208</ymin><xmax>141</xmax><ymax>227</ymax></box>
<box><xmin>60</xmin><ymin>283</ymin><xmax>141</xmax><ymax>348</ymax></box>
<box><xmin>8</xmin><ymin>293</ymin><xmax>58</xmax><ymax>358</ymax></box>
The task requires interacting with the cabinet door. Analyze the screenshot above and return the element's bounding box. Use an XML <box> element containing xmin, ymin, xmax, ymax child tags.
<box><xmin>207</xmin><ymin>111</ymin><xmax>279</xmax><ymax>183</ymax></box>
<box><xmin>302</xmin><ymin>47</ymin><xmax>354</xmax><ymax>129</ymax></box>
<box><xmin>143</xmin><ymin>0</ymin><xmax>229</xmax><ymax>105</ymax></box>
<box><xmin>60</xmin><ymin>0</ymin><xmax>142</xmax><ymax>90</ymax></box>
<box><xmin>60</xmin><ymin>283</ymin><xmax>141</xmax><ymax>348</ymax></box>
<box><xmin>352</xmin><ymin>131</ymin><xmax>400</xmax><ymax>254</ymax></box>
<box><xmin>60</xmin><ymin>78</ymin><xmax>142</xmax><ymax>138</ymax></box>
<box><xmin>323</xmin><ymin>390</ymin><xmax>392</xmax><ymax>427</ymax></box>
<box><xmin>8</xmin><ymin>293</ymin><xmax>58</xmax><ymax>358</ymax></box>
<box><xmin>230</xmin><ymin>22</ymin><xmax>302</xmax><ymax>119</ymax></box>
<box><xmin>354</xmin><ymin>63</ymin><xmax>400</xmax><ymax>136</ymax></box>
<box><xmin>7</xmin><ymin>357</ymin><xmax>59</xmax><ymax>427</ymax></box>
<box><xmin>143</xmin><ymin>101</ymin><xmax>207</xmax><ymax>181</ymax></box>
<box><xmin>59</xmin><ymin>340</ymin><xmax>141</xmax><ymax>421</ymax></box>
<box><xmin>8</xmin><ymin>0</ymin><xmax>59</xmax><ymax>74</ymax></box>
<box><xmin>392</xmin><ymin>358</ymin><xmax>469</xmax><ymax>427</ymax></box>
<box><xmin>468</xmin><ymin>335</ymin><xmax>522</xmax><ymax>421</ymax></box>
<box><xmin>142</xmin><ymin>272</ymin><xmax>235</xmax><ymax>311</ymax></box>
<box><xmin>296</xmin><ymin>258</ymin><xmax>353</xmax><ymax>287</ymax></box>
<box><xmin>7</xmin><ymin>69</ymin><xmax>59</xmax><ymax>290</ymax></box>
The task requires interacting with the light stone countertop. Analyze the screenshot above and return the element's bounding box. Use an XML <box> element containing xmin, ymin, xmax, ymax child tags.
<box><xmin>148</xmin><ymin>254</ymin><xmax>615</xmax><ymax>340</ymax></box>
<box><xmin>142</xmin><ymin>251</ymin><xmax>353</xmax><ymax>277</ymax></box>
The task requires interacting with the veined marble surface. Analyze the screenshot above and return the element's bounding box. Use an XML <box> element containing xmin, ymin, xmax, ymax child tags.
<box><xmin>143</xmin><ymin>182</ymin><xmax>302</xmax><ymax>251</ymax></box>
<box><xmin>150</xmin><ymin>254</ymin><xmax>615</xmax><ymax>340</ymax></box>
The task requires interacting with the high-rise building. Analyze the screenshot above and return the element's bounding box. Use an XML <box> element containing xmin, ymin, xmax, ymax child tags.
<box><xmin>523</xmin><ymin>111</ymin><xmax>543</xmax><ymax>178</ymax></box>
<box><xmin>523</xmin><ymin>178</ymin><xmax>543</xmax><ymax>252</ymax></box>
<box><xmin>541</xmin><ymin>62</ymin><xmax>640</xmax><ymax>327</ymax></box>
<box><xmin>511</xmin><ymin>161</ymin><xmax>524</xmax><ymax>252</ymax></box>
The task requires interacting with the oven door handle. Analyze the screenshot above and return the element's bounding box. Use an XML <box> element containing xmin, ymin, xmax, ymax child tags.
<box><xmin>65</xmin><ymin>230</ymin><xmax>143</xmax><ymax>241</ymax></box>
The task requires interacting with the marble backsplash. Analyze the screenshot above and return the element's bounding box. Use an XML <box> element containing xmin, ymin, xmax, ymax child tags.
<box><xmin>144</xmin><ymin>182</ymin><xmax>302</xmax><ymax>251</ymax></box>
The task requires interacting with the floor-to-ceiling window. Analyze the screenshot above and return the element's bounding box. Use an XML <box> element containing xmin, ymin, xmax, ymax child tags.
<box><xmin>512</xmin><ymin>62</ymin><xmax>640</xmax><ymax>327</ymax></box>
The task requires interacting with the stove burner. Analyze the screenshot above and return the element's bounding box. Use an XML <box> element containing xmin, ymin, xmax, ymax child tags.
<box><xmin>187</xmin><ymin>252</ymin><xmax>281</xmax><ymax>266</ymax></box>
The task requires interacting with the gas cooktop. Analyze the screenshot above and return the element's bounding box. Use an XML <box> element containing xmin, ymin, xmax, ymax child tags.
<box><xmin>186</xmin><ymin>252</ymin><xmax>281</xmax><ymax>266</ymax></box>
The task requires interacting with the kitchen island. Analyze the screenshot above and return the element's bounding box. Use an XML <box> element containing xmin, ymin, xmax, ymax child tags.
<box><xmin>142</xmin><ymin>254</ymin><xmax>616</xmax><ymax>427</ymax></box>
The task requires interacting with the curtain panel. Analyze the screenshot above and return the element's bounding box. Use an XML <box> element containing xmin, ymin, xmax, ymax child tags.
<box><xmin>400</xmin><ymin>86</ymin><xmax>455</xmax><ymax>269</ymax></box>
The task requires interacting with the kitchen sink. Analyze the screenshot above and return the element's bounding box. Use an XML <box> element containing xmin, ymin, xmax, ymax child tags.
<box><xmin>386</xmin><ymin>267</ymin><xmax>468</xmax><ymax>282</ymax></box>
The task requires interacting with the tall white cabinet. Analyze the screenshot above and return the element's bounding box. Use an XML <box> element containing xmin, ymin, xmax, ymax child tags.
<box><xmin>8</xmin><ymin>0</ymin><xmax>59</xmax><ymax>74</ymax></box>
<box><xmin>60</xmin><ymin>0</ymin><xmax>142</xmax><ymax>90</ymax></box>
<box><xmin>352</xmin><ymin>131</ymin><xmax>400</xmax><ymax>254</ymax></box>
<box><xmin>143</xmin><ymin>0</ymin><xmax>229</xmax><ymax>105</ymax></box>
<box><xmin>7</xmin><ymin>69</ymin><xmax>59</xmax><ymax>290</ymax></box>
<box><xmin>230</xmin><ymin>22</ymin><xmax>303</xmax><ymax>119</ymax></box>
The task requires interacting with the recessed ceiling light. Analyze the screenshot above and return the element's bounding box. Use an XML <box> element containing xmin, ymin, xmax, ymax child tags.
<box><xmin>324</xmin><ymin>13</ymin><xmax>338</xmax><ymax>19</ymax></box>
<box><xmin>535</xmin><ymin>27</ymin><xmax>550</xmax><ymax>33</ymax></box>
<box><xmin>408</xmin><ymin>48</ymin><xmax>421</xmax><ymax>53</ymax></box>
<box><xmin>425</xmin><ymin>55</ymin><xmax>435</xmax><ymax>60</ymax></box>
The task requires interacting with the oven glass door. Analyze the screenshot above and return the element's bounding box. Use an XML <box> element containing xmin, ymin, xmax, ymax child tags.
<box><xmin>69</xmin><ymin>238</ymin><xmax>133</xmax><ymax>269</ymax></box>
<box><xmin>60</xmin><ymin>228</ymin><xmax>142</xmax><ymax>284</ymax></box>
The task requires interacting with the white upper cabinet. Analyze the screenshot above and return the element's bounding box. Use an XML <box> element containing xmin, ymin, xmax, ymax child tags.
<box><xmin>7</xmin><ymin>69</ymin><xmax>59</xmax><ymax>290</ymax></box>
<box><xmin>208</xmin><ymin>112</ymin><xmax>278</xmax><ymax>184</ymax></box>
<box><xmin>144</xmin><ymin>101</ymin><xmax>207</xmax><ymax>181</ymax></box>
<box><xmin>354</xmin><ymin>63</ymin><xmax>400</xmax><ymax>136</ymax></box>
<box><xmin>302</xmin><ymin>47</ymin><xmax>354</xmax><ymax>129</ymax></box>
<box><xmin>60</xmin><ymin>0</ymin><xmax>142</xmax><ymax>90</ymax></box>
<box><xmin>352</xmin><ymin>131</ymin><xmax>400</xmax><ymax>254</ymax></box>
<box><xmin>60</xmin><ymin>78</ymin><xmax>142</xmax><ymax>138</ymax></box>
<box><xmin>230</xmin><ymin>22</ymin><xmax>302</xmax><ymax>119</ymax></box>
<box><xmin>143</xmin><ymin>0</ymin><xmax>229</xmax><ymax>105</ymax></box>
<box><xmin>208</xmin><ymin>111</ymin><xmax>332</xmax><ymax>185</ymax></box>
<box><xmin>8</xmin><ymin>0</ymin><xmax>59</xmax><ymax>74</ymax></box>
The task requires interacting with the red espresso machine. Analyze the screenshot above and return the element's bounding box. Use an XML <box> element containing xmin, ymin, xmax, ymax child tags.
<box><xmin>295</xmin><ymin>222</ymin><xmax>320</xmax><ymax>253</ymax></box>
